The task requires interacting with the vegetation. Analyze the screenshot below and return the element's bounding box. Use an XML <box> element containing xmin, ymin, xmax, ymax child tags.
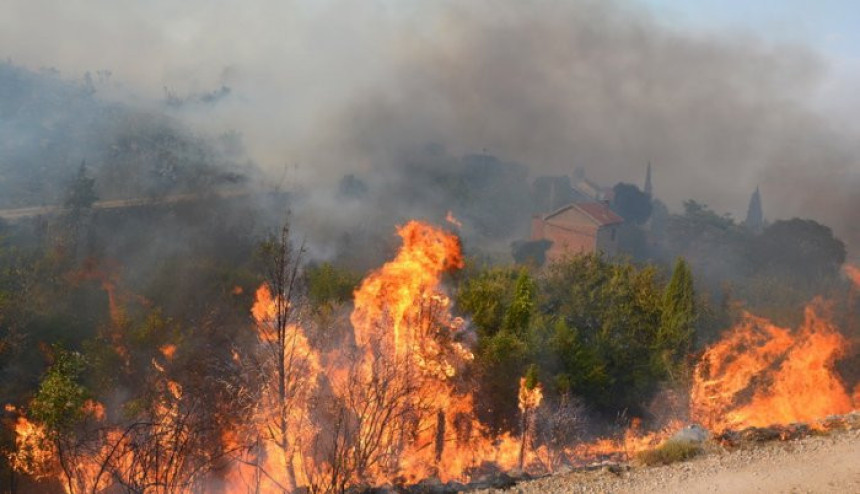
<box><xmin>458</xmin><ymin>254</ymin><xmax>697</xmax><ymax>431</ymax></box>
<box><xmin>0</xmin><ymin>60</ymin><xmax>856</xmax><ymax>493</ymax></box>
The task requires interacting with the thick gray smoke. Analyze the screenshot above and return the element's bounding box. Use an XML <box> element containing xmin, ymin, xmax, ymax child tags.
<box><xmin>1</xmin><ymin>0</ymin><xmax>858</xmax><ymax>253</ymax></box>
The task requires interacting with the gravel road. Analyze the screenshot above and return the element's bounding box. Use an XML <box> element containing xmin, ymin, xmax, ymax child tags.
<box><xmin>479</xmin><ymin>428</ymin><xmax>860</xmax><ymax>494</ymax></box>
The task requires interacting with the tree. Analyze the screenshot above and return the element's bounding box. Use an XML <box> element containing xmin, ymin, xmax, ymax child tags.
<box><xmin>62</xmin><ymin>161</ymin><xmax>99</xmax><ymax>259</ymax></box>
<box><xmin>751</xmin><ymin>218</ymin><xmax>846</xmax><ymax>283</ymax></box>
<box><xmin>657</xmin><ymin>258</ymin><xmax>696</xmax><ymax>380</ymax></box>
<box><xmin>503</xmin><ymin>270</ymin><xmax>536</xmax><ymax>336</ymax></box>
<box><xmin>64</xmin><ymin>161</ymin><xmax>98</xmax><ymax>213</ymax></box>
<box><xmin>306</xmin><ymin>262</ymin><xmax>360</xmax><ymax>312</ymax></box>
<box><xmin>19</xmin><ymin>347</ymin><xmax>103</xmax><ymax>494</ymax></box>
<box><xmin>455</xmin><ymin>266</ymin><xmax>520</xmax><ymax>339</ymax></box>
<box><xmin>511</xmin><ymin>239</ymin><xmax>552</xmax><ymax>267</ymax></box>
<box><xmin>611</xmin><ymin>183</ymin><xmax>652</xmax><ymax>225</ymax></box>
<box><xmin>540</xmin><ymin>254</ymin><xmax>664</xmax><ymax>413</ymax></box>
<box><xmin>250</xmin><ymin>222</ymin><xmax>315</xmax><ymax>492</ymax></box>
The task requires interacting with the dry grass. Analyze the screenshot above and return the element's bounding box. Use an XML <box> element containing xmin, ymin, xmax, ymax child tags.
<box><xmin>635</xmin><ymin>440</ymin><xmax>704</xmax><ymax>466</ymax></box>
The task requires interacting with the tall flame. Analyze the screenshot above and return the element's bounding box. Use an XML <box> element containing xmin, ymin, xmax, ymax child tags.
<box><xmin>691</xmin><ymin>300</ymin><xmax>854</xmax><ymax>431</ymax></box>
<box><xmin>351</xmin><ymin>220</ymin><xmax>464</xmax><ymax>358</ymax></box>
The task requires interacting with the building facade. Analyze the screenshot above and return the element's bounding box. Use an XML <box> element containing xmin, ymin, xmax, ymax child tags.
<box><xmin>531</xmin><ymin>202</ymin><xmax>624</xmax><ymax>262</ymax></box>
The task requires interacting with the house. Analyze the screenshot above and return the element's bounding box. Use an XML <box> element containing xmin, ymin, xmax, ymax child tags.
<box><xmin>531</xmin><ymin>201</ymin><xmax>624</xmax><ymax>262</ymax></box>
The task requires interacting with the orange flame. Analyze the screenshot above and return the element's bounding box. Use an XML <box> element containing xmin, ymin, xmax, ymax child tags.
<box><xmin>845</xmin><ymin>264</ymin><xmax>860</xmax><ymax>288</ymax></box>
<box><xmin>351</xmin><ymin>220</ymin><xmax>464</xmax><ymax>359</ymax></box>
<box><xmin>691</xmin><ymin>300</ymin><xmax>854</xmax><ymax>431</ymax></box>
<box><xmin>518</xmin><ymin>378</ymin><xmax>543</xmax><ymax>412</ymax></box>
<box><xmin>160</xmin><ymin>343</ymin><xmax>177</xmax><ymax>360</ymax></box>
<box><xmin>8</xmin><ymin>416</ymin><xmax>56</xmax><ymax>479</ymax></box>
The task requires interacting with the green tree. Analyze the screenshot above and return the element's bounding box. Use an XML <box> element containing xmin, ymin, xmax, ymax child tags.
<box><xmin>751</xmin><ymin>218</ymin><xmax>846</xmax><ymax>283</ymax></box>
<box><xmin>456</xmin><ymin>266</ymin><xmax>520</xmax><ymax>338</ymax></box>
<box><xmin>541</xmin><ymin>254</ymin><xmax>663</xmax><ymax>413</ymax></box>
<box><xmin>657</xmin><ymin>258</ymin><xmax>696</xmax><ymax>380</ymax></box>
<box><xmin>502</xmin><ymin>270</ymin><xmax>536</xmax><ymax>336</ymax></box>
<box><xmin>306</xmin><ymin>262</ymin><xmax>361</xmax><ymax>311</ymax></box>
<box><xmin>25</xmin><ymin>347</ymin><xmax>100</xmax><ymax>494</ymax></box>
<box><xmin>30</xmin><ymin>347</ymin><xmax>90</xmax><ymax>433</ymax></box>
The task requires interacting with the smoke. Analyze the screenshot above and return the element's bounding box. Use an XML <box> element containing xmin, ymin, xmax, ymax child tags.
<box><xmin>1</xmin><ymin>0</ymin><xmax>858</xmax><ymax>252</ymax></box>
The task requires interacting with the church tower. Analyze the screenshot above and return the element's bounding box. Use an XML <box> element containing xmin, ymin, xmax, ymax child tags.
<box><xmin>744</xmin><ymin>186</ymin><xmax>764</xmax><ymax>233</ymax></box>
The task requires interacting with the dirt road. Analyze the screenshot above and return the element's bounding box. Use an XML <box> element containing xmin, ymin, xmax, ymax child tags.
<box><xmin>0</xmin><ymin>189</ymin><xmax>249</xmax><ymax>221</ymax></box>
<box><xmin>494</xmin><ymin>428</ymin><xmax>860</xmax><ymax>494</ymax></box>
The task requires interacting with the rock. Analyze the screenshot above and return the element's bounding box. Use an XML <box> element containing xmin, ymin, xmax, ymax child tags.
<box><xmin>669</xmin><ymin>424</ymin><xmax>709</xmax><ymax>445</ymax></box>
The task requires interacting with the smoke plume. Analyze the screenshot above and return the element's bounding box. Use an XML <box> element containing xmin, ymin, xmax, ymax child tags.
<box><xmin>1</xmin><ymin>0</ymin><xmax>858</xmax><ymax>252</ymax></box>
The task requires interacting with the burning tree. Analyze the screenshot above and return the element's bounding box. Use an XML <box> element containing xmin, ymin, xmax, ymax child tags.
<box><xmin>6</xmin><ymin>348</ymin><xmax>108</xmax><ymax>494</ymax></box>
<box><xmin>239</xmin><ymin>223</ymin><xmax>319</xmax><ymax>493</ymax></box>
<box><xmin>517</xmin><ymin>368</ymin><xmax>543</xmax><ymax>471</ymax></box>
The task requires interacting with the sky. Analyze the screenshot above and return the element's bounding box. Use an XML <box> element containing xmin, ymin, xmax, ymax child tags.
<box><xmin>644</xmin><ymin>0</ymin><xmax>860</xmax><ymax>56</ymax></box>
<box><xmin>644</xmin><ymin>0</ymin><xmax>860</xmax><ymax>118</ymax></box>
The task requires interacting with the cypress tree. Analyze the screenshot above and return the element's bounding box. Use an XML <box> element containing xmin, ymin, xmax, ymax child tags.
<box><xmin>657</xmin><ymin>258</ymin><xmax>696</xmax><ymax>379</ymax></box>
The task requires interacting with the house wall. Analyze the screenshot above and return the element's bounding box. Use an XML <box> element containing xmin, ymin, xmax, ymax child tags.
<box><xmin>538</xmin><ymin>208</ymin><xmax>601</xmax><ymax>262</ymax></box>
<box><xmin>596</xmin><ymin>225</ymin><xmax>619</xmax><ymax>256</ymax></box>
<box><xmin>530</xmin><ymin>216</ymin><xmax>545</xmax><ymax>240</ymax></box>
<box><xmin>531</xmin><ymin>207</ymin><xmax>622</xmax><ymax>262</ymax></box>
<box><xmin>543</xmin><ymin>221</ymin><xmax>598</xmax><ymax>262</ymax></box>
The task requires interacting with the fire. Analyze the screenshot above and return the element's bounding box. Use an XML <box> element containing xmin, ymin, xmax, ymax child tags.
<box><xmin>691</xmin><ymin>300</ymin><xmax>854</xmax><ymax>431</ymax></box>
<box><xmin>8</xmin><ymin>416</ymin><xmax>56</xmax><ymax>480</ymax></box>
<box><xmin>13</xmin><ymin>221</ymin><xmax>859</xmax><ymax>494</ymax></box>
<box><xmin>351</xmin><ymin>220</ymin><xmax>464</xmax><ymax>358</ymax></box>
<box><xmin>160</xmin><ymin>343</ymin><xmax>177</xmax><ymax>360</ymax></box>
<box><xmin>845</xmin><ymin>263</ymin><xmax>860</xmax><ymax>288</ymax></box>
<box><xmin>346</xmin><ymin>220</ymin><xmax>479</xmax><ymax>482</ymax></box>
<box><xmin>518</xmin><ymin>377</ymin><xmax>543</xmax><ymax>412</ymax></box>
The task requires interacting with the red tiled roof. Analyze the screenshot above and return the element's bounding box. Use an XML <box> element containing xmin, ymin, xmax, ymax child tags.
<box><xmin>544</xmin><ymin>201</ymin><xmax>623</xmax><ymax>227</ymax></box>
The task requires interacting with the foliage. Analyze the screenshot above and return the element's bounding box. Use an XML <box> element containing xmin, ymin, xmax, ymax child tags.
<box><xmin>306</xmin><ymin>262</ymin><xmax>361</xmax><ymax>311</ymax></box>
<box><xmin>461</xmin><ymin>253</ymin><xmax>696</xmax><ymax>429</ymax></box>
<box><xmin>455</xmin><ymin>266</ymin><xmax>520</xmax><ymax>338</ymax></box>
<box><xmin>503</xmin><ymin>270</ymin><xmax>536</xmax><ymax>336</ymax></box>
<box><xmin>511</xmin><ymin>239</ymin><xmax>552</xmax><ymax>267</ymax></box>
<box><xmin>29</xmin><ymin>347</ymin><xmax>90</xmax><ymax>435</ymax></box>
<box><xmin>750</xmin><ymin>218</ymin><xmax>846</xmax><ymax>283</ymax></box>
<box><xmin>657</xmin><ymin>258</ymin><xmax>697</xmax><ymax>381</ymax></box>
<box><xmin>611</xmin><ymin>182</ymin><xmax>652</xmax><ymax>225</ymax></box>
